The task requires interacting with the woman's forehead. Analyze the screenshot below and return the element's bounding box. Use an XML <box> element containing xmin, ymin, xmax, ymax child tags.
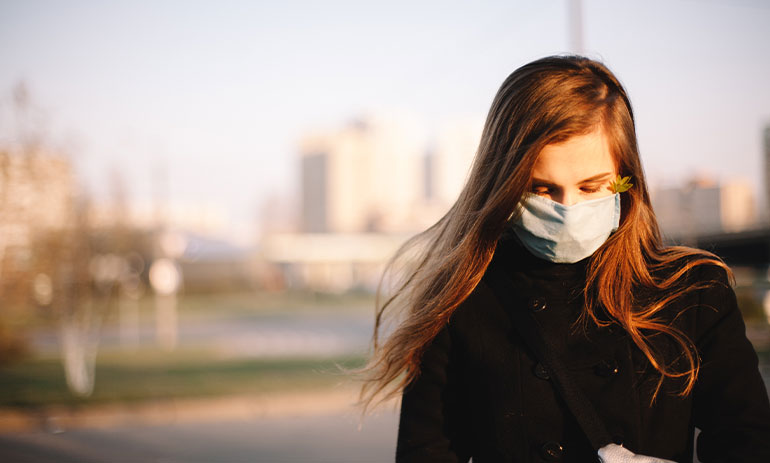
<box><xmin>532</xmin><ymin>129</ymin><xmax>616</xmax><ymax>182</ymax></box>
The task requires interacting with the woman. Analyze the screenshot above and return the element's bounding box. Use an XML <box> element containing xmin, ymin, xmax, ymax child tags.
<box><xmin>357</xmin><ymin>55</ymin><xmax>770</xmax><ymax>462</ymax></box>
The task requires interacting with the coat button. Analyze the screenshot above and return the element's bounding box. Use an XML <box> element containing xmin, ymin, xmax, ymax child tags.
<box><xmin>540</xmin><ymin>441</ymin><xmax>563</xmax><ymax>461</ymax></box>
<box><xmin>594</xmin><ymin>359</ymin><xmax>619</xmax><ymax>377</ymax></box>
<box><xmin>533</xmin><ymin>363</ymin><xmax>550</xmax><ymax>380</ymax></box>
<box><xmin>529</xmin><ymin>296</ymin><xmax>547</xmax><ymax>312</ymax></box>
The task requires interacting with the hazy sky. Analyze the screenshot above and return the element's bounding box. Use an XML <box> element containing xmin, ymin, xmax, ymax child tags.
<box><xmin>1</xmin><ymin>0</ymin><xmax>769</xmax><ymax>242</ymax></box>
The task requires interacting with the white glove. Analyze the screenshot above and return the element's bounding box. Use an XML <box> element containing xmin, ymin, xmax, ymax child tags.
<box><xmin>598</xmin><ymin>443</ymin><xmax>676</xmax><ymax>463</ymax></box>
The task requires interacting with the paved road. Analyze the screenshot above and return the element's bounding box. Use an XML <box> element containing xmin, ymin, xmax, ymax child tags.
<box><xmin>27</xmin><ymin>309</ymin><xmax>376</xmax><ymax>358</ymax></box>
<box><xmin>0</xmin><ymin>410</ymin><xmax>399</xmax><ymax>463</ymax></box>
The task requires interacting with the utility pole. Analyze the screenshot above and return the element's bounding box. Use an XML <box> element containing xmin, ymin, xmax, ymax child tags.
<box><xmin>568</xmin><ymin>0</ymin><xmax>584</xmax><ymax>54</ymax></box>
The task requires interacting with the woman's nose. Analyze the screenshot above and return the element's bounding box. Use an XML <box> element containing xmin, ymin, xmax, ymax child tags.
<box><xmin>554</xmin><ymin>190</ymin><xmax>578</xmax><ymax>206</ymax></box>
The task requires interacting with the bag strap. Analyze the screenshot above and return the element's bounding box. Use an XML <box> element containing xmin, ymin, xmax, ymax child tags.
<box><xmin>484</xmin><ymin>265</ymin><xmax>613</xmax><ymax>450</ymax></box>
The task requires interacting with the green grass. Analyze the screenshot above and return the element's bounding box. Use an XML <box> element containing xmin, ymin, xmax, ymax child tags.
<box><xmin>0</xmin><ymin>290</ymin><xmax>376</xmax><ymax>410</ymax></box>
<box><xmin>0</xmin><ymin>349</ymin><xmax>367</xmax><ymax>409</ymax></box>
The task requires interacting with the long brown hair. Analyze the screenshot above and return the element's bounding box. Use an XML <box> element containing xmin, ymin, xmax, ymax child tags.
<box><xmin>356</xmin><ymin>55</ymin><xmax>728</xmax><ymax>413</ymax></box>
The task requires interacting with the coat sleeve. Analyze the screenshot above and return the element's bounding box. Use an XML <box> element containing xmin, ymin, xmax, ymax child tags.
<box><xmin>692</xmin><ymin>265</ymin><xmax>770</xmax><ymax>462</ymax></box>
<box><xmin>395</xmin><ymin>322</ymin><xmax>472</xmax><ymax>463</ymax></box>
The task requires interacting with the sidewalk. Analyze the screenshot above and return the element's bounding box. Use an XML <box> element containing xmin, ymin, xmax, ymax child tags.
<box><xmin>0</xmin><ymin>385</ymin><xmax>396</xmax><ymax>433</ymax></box>
<box><xmin>0</xmin><ymin>395</ymin><xmax>401</xmax><ymax>463</ymax></box>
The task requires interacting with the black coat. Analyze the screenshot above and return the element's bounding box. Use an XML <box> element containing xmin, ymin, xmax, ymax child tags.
<box><xmin>395</xmin><ymin>236</ymin><xmax>770</xmax><ymax>462</ymax></box>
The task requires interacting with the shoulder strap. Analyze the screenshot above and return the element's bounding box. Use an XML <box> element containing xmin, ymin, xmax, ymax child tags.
<box><xmin>484</xmin><ymin>264</ymin><xmax>613</xmax><ymax>450</ymax></box>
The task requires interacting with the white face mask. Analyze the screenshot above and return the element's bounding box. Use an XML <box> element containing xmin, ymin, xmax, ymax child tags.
<box><xmin>510</xmin><ymin>193</ymin><xmax>621</xmax><ymax>263</ymax></box>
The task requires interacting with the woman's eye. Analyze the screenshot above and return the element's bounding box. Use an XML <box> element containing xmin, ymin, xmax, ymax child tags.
<box><xmin>531</xmin><ymin>187</ymin><xmax>551</xmax><ymax>195</ymax></box>
<box><xmin>580</xmin><ymin>185</ymin><xmax>602</xmax><ymax>193</ymax></box>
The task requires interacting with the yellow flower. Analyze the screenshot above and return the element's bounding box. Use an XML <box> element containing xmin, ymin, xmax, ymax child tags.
<box><xmin>610</xmin><ymin>175</ymin><xmax>633</xmax><ymax>193</ymax></box>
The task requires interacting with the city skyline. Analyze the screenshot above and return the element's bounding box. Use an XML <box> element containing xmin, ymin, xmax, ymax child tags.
<box><xmin>1</xmin><ymin>0</ymin><xmax>769</xmax><ymax>244</ymax></box>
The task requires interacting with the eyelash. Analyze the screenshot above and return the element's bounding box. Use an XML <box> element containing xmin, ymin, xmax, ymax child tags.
<box><xmin>531</xmin><ymin>185</ymin><xmax>603</xmax><ymax>195</ymax></box>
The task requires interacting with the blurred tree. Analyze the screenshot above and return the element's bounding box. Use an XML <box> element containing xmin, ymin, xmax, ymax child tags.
<box><xmin>0</xmin><ymin>80</ymin><xmax>49</xmax><ymax>365</ymax></box>
<box><xmin>0</xmin><ymin>82</ymin><xmax>153</xmax><ymax>395</ymax></box>
<box><xmin>28</xmin><ymin>195</ymin><xmax>154</xmax><ymax>395</ymax></box>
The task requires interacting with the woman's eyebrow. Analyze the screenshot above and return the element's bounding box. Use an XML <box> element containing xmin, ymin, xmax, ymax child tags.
<box><xmin>578</xmin><ymin>172</ymin><xmax>613</xmax><ymax>184</ymax></box>
<box><xmin>530</xmin><ymin>178</ymin><xmax>559</xmax><ymax>187</ymax></box>
<box><xmin>531</xmin><ymin>173</ymin><xmax>612</xmax><ymax>186</ymax></box>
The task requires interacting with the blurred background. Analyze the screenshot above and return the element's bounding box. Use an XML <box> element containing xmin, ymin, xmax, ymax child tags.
<box><xmin>1</xmin><ymin>0</ymin><xmax>769</xmax><ymax>461</ymax></box>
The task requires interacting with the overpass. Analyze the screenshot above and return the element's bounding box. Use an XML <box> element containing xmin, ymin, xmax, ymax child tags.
<box><xmin>663</xmin><ymin>227</ymin><xmax>770</xmax><ymax>269</ymax></box>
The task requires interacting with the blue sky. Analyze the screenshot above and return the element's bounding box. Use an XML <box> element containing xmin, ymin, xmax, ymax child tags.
<box><xmin>1</xmin><ymin>0</ymin><xmax>769</xmax><ymax>242</ymax></box>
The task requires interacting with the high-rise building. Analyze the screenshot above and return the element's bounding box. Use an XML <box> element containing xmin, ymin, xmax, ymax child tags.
<box><xmin>300</xmin><ymin>146</ymin><xmax>328</xmax><ymax>233</ymax></box>
<box><xmin>764</xmin><ymin>125</ymin><xmax>770</xmax><ymax>223</ymax></box>
<box><xmin>267</xmin><ymin>114</ymin><xmax>484</xmax><ymax>292</ymax></box>
<box><xmin>652</xmin><ymin>176</ymin><xmax>756</xmax><ymax>238</ymax></box>
<box><xmin>299</xmin><ymin>115</ymin><xmax>426</xmax><ymax>234</ymax></box>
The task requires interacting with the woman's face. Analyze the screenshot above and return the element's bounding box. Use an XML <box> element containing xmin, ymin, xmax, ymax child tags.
<box><xmin>529</xmin><ymin>128</ymin><xmax>617</xmax><ymax>206</ymax></box>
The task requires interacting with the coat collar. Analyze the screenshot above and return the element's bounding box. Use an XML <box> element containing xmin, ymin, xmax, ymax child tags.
<box><xmin>493</xmin><ymin>229</ymin><xmax>590</xmax><ymax>284</ymax></box>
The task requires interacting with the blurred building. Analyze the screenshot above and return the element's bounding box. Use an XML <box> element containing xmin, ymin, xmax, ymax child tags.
<box><xmin>298</xmin><ymin>115</ymin><xmax>483</xmax><ymax>234</ymax></box>
<box><xmin>175</xmin><ymin>233</ymin><xmax>255</xmax><ymax>292</ymax></box>
<box><xmin>761</xmin><ymin>125</ymin><xmax>770</xmax><ymax>223</ymax></box>
<box><xmin>88</xmin><ymin>200</ymin><xmax>257</xmax><ymax>293</ymax></box>
<box><xmin>262</xmin><ymin>114</ymin><xmax>483</xmax><ymax>292</ymax></box>
<box><xmin>272</xmin><ymin>114</ymin><xmax>426</xmax><ymax>292</ymax></box>
<box><xmin>260</xmin><ymin>232</ymin><xmax>410</xmax><ymax>293</ymax></box>
<box><xmin>428</xmin><ymin>117</ymin><xmax>485</xmax><ymax>211</ymax></box>
<box><xmin>299</xmin><ymin>115</ymin><xmax>427</xmax><ymax>234</ymax></box>
<box><xmin>652</xmin><ymin>176</ymin><xmax>757</xmax><ymax>238</ymax></box>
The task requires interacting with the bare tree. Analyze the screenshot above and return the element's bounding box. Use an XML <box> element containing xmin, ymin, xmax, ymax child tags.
<box><xmin>0</xmin><ymin>83</ymin><xmax>152</xmax><ymax>396</ymax></box>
